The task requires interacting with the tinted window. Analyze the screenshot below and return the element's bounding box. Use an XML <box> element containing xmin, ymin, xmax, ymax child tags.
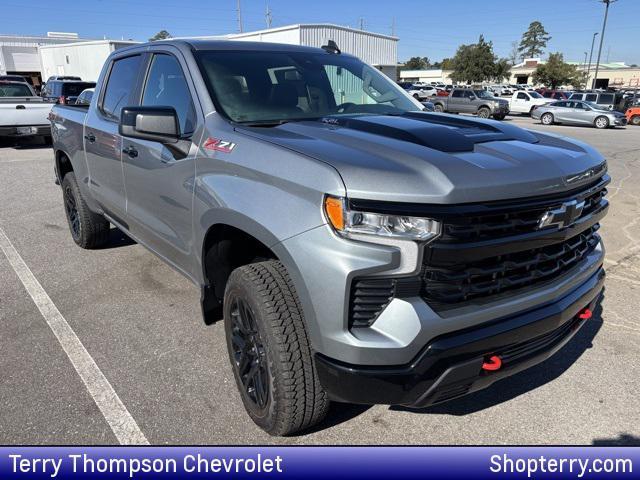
<box><xmin>451</xmin><ymin>90</ymin><xmax>464</xmax><ymax>98</ymax></box>
<box><xmin>543</xmin><ymin>92</ymin><xmax>552</xmax><ymax>98</ymax></box>
<box><xmin>0</xmin><ymin>83</ymin><xmax>32</xmax><ymax>96</ymax></box>
<box><xmin>585</xmin><ymin>93</ymin><xmax>597</xmax><ymax>102</ymax></box>
<box><xmin>142</xmin><ymin>54</ymin><xmax>196</xmax><ymax>134</ymax></box>
<box><xmin>62</xmin><ymin>82</ymin><xmax>96</xmax><ymax>97</ymax></box>
<box><xmin>101</xmin><ymin>55</ymin><xmax>142</xmax><ymax>120</ymax></box>
<box><xmin>597</xmin><ymin>93</ymin><xmax>614</xmax><ymax>104</ymax></box>
<box><xmin>555</xmin><ymin>101</ymin><xmax>568</xmax><ymax>108</ymax></box>
<box><xmin>517</xmin><ymin>92</ymin><xmax>528</xmax><ymax>100</ymax></box>
<box><xmin>569</xmin><ymin>93</ymin><xmax>583</xmax><ymax>100</ymax></box>
<box><xmin>554</xmin><ymin>92</ymin><xmax>564</xmax><ymax>100</ymax></box>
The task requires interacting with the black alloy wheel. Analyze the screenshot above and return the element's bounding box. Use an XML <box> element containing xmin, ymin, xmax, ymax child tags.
<box><xmin>229</xmin><ymin>296</ymin><xmax>270</xmax><ymax>410</ymax></box>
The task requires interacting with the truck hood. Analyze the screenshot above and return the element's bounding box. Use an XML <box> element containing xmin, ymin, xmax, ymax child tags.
<box><xmin>237</xmin><ymin>112</ymin><xmax>606</xmax><ymax>204</ymax></box>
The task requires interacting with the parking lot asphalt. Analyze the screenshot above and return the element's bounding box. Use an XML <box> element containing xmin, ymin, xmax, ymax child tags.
<box><xmin>1</xmin><ymin>116</ymin><xmax>639</xmax><ymax>445</ymax></box>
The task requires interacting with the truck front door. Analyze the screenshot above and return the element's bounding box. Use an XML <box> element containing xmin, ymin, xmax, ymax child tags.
<box><xmin>120</xmin><ymin>50</ymin><xmax>200</xmax><ymax>275</ymax></box>
<box><xmin>85</xmin><ymin>54</ymin><xmax>144</xmax><ymax>220</ymax></box>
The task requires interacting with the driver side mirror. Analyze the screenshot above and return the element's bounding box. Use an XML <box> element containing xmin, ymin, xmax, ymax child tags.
<box><xmin>119</xmin><ymin>106</ymin><xmax>179</xmax><ymax>143</ymax></box>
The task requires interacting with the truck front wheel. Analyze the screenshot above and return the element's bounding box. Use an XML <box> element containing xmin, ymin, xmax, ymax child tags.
<box><xmin>61</xmin><ymin>172</ymin><xmax>110</xmax><ymax>249</ymax></box>
<box><xmin>434</xmin><ymin>104</ymin><xmax>444</xmax><ymax>113</ymax></box>
<box><xmin>223</xmin><ymin>260</ymin><xmax>329</xmax><ymax>435</ymax></box>
<box><xmin>477</xmin><ymin>107</ymin><xmax>491</xmax><ymax>118</ymax></box>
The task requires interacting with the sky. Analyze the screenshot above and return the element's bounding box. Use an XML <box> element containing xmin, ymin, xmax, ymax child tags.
<box><xmin>2</xmin><ymin>0</ymin><xmax>640</xmax><ymax>65</ymax></box>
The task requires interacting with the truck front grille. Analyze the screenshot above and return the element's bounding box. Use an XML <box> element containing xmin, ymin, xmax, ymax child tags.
<box><xmin>422</xmin><ymin>225</ymin><xmax>600</xmax><ymax>305</ymax></box>
<box><xmin>347</xmin><ymin>176</ymin><xmax>608</xmax><ymax>325</ymax></box>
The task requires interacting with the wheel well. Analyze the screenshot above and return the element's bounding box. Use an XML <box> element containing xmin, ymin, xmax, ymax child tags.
<box><xmin>202</xmin><ymin>224</ymin><xmax>277</xmax><ymax>303</ymax></box>
<box><xmin>55</xmin><ymin>151</ymin><xmax>73</xmax><ymax>182</ymax></box>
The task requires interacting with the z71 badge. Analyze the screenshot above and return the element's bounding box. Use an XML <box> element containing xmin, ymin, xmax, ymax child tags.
<box><xmin>203</xmin><ymin>137</ymin><xmax>236</xmax><ymax>153</ymax></box>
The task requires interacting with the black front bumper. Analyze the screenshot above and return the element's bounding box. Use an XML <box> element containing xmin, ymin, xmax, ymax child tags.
<box><xmin>316</xmin><ymin>267</ymin><xmax>604</xmax><ymax>408</ymax></box>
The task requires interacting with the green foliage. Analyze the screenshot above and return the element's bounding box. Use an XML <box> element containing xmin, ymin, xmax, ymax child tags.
<box><xmin>402</xmin><ymin>57</ymin><xmax>431</xmax><ymax>70</ymax></box>
<box><xmin>149</xmin><ymin>30</ymin><xmax>172</xmax><ymax>42</ymax></box>
<box><xmin>532</xmin><ymin>52</ymin><xmax>582</xmax><ymax>89</ymax></box>
<box><xmin>518</xmin><ymin>21</ymin><xmax>551</xmax><ymax>59</ymax></box>
<box><xmin>449</xmin><ymin>36</ymin><xmax>510</xmax><ymax>84</ymax></box>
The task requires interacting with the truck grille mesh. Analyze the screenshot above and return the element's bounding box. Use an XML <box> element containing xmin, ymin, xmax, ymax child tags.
<box><xmin>423</xmin><ymin>226</ymin><xmax>600</xmax><ymax>305</ymax></box>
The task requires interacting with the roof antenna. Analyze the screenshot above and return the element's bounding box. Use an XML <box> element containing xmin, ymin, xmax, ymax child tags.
<box><xmin>321</xmin><ymin>40</ymin><xmax>341</xmax><ymax>54</ymax></box>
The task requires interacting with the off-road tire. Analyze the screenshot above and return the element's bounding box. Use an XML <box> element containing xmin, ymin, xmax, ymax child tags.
<box><xmin>61</xmin><ymin>172</ymin><xmax>110</xmax><ymax>249</ymax></box>
<box><xmin>477</xmin><ymin>107</ymin><xmax>491</xmax><ymax>119</ymax></box>
<box><xmin>541</xmin><ymin>112</ymin><xmax>554</xmax><ymax>125</ymax></box>
<box><xmin>224</xmin><ymin>260</ymin><xmax>329</xmax><ymax>436</ymax></box>
<box><xmin>594</xmin><ymin>116</ymin><xmax>609</xmax><ymax>129</ymax></box>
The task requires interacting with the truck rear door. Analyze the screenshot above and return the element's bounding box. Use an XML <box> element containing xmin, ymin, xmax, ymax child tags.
<box><xmin>120</xmin><ymin>48</ymin><xmax>200</xmax><ymax>271</ymax></box>
<box><xmin>85</xmin><ymin>54</ymin><xmax>144</xmax><ymax>220</ymax></box>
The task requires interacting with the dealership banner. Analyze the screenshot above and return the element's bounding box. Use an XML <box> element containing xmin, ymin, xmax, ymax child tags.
<box><xmin>0</xmin><ymin>446</ymin><xmax>637</xmax><ymax>479</ymax></box>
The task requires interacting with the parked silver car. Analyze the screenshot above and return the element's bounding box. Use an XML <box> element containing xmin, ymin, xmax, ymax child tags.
<box><xmin>532</xmin><ymin>100</ymin><xmax>627</xmax><ymax>129</ymax></box>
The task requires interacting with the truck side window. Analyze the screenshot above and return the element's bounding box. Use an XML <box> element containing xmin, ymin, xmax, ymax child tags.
<box><xmin>101</xmin><ymin>55</ymin><xmax>142</xmax><ymax>121</ymax></box>
<box><xmin>517</xmin><ymin>92</ymin><xmax>528</xmax><ymax>100</ymax></box>
<box><xmin>451</xmin><ymin>90</ymin><xmax>463</xmax><ymax>98</ymax></box>
<box><xmin>142</xmin><ymin>54</ymin><xmax>196</xmax><ymax>135</ymax></box>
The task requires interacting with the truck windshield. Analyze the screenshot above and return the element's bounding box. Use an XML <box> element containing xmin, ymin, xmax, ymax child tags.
<box><xmin>196</xmin><ymin>50</ymin><xmax>420</xmax><ymax>123</ymax></box>
<box><xmin>0</xmin><ymin>83</ymin><xmax>32</xmax><ymax>97</ymax></box>
<box><xmin>474</xmin><ymin>90</ymin><xmax>494</xmax><ymax>99</ymax></box>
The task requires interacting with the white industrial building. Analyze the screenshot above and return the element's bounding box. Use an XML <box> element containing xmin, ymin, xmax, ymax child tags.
<box><xmin>39</xmin><ymin>40</ymin><xmax>139</xmax><ymax>82</ymax></box>
<box><xmin>218</xmin><ymin>24</ymin><xmax>399</xmax><ymax>78</ymax></box>
<box><xmin>0</xmin><ymin>32</ymin><xmax>87</xmax><ymax>87</ymax></box>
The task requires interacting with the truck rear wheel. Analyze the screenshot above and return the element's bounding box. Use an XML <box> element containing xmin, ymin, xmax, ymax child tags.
<box><xmin>61</xmin><ymin>172</ymin><xmax>110</xmax><ymax>249</ymax></box>
<box><xmin>631</xmin><ymin>115</ymin><xmax>640</xmax><ymax>126</ymax></box>
<box><xmin>434</xmin><ymin>104</ymin><xmax>444</xmax><ymax>113</ymax></box>
<box><xmin>223</xmin><ymin>260</ymin><xmax>329</xmax><ymax>435</ymax></box>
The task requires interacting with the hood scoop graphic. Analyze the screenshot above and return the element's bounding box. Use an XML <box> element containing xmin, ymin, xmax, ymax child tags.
<box><xmin>320</xmin><ymin>112</ymin><xmax>538</xmax><ymax>153</ymax></box>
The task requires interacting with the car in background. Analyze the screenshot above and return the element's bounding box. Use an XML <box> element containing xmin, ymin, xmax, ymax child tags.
<box><xmin>403</xmin><ymin>84</ymin><xmax>437</xmax><ymax>99</ymax></box>
<box><xmin>0</xmin><ymin>74</ymin><xmax>28</xmax><ymax>84</ymax></box>
<box><xmin>432</xmin><ymin>88</ymin><xmax>509</xmax><ymax>119</ymax></box>
<box><xmin>0</xmin><ymin>80</ymin><xmax>53</xmax><ymax>142</ymax></box>
<box><xmin>626</xmin><ymin>107</ymin><xmax>640</xmax><ymax>126</ymax></box>
<box><xmin>490</xmin><ymin>85</ymin><xmax>513</xmax><ymax>96</ymax></box>
<box><xmin>44</xmin><ymin>75</ymin><xmax>82</xmax><ymax>83</ymax></box>
<box><xmin>532</xmin><ymin>100</ymin><xmax>627</xmax><ymax>129</ymax></box>
<box><xmin>538</xmin><ymin>89</ymin><xmax>572</xmax><ymax>101</ymax></box>
<box><xmin>41</xmin><ymin>80</ymin><xmax>96</xmax><ymax>104</ymax></box>
<box><xmin>508</xmin><ymin>90</ymin><xmax>552</xmax><ymax>115</ymax></box>
<box><xmin>74</xmin><ymin>88</ymin><xmax>94</xmax><ymax>106</ymax></box>
<box><xmin>569</xmin><ymin>91</ymin><xmax>619</xmax><ymax>111</ymax></box>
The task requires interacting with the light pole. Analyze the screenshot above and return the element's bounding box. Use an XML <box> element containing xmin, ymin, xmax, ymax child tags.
<box><xmin>592</xmin><ymin>0</ymin><xmax>617</xmax><ymax>89</ymax></box>
<box><xmin>583</xmin><ymin>52</ymin><xmax>588</xmax><ymax>88</ymax></box>
<box><xmin>586</xmin><ymin>32</ymin><xmax>598</xmax><ymax>88</ymax></box>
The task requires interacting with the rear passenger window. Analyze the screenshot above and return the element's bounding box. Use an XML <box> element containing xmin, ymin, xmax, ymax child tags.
<box><xmin>517</xmin><ymin>92</ymin><xmax>527</xmax><ymax>99</ymax></box>
<box><xmin>101</xmin><ymin>55</ymin><xmax>142</xmax><ymax>120</ymax></box>
<box><xmin>597</xmin><ymin>93</ymin><xmax>614</xmax><ymax>104</ymax></box>
<box><xmin>585</xmin><ymin>94</ymin><xmax>597</xmax><ymax>102</ymax></box>
<box><xmin>142</xmin><ymin>54</ymin><xmax>196</xmax><ymax>135</ymax></box>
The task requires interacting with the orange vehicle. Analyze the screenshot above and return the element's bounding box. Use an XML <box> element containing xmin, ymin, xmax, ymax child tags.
<box><xmin>626</xmin><ymin>107</ymin><xmax>640</xmax><ymax>126</ymax></box>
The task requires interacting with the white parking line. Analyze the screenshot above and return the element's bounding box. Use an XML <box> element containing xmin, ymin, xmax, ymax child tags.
<box><xmin>0</xmin><ymin>225</ymin><xmax>149</xmax><ymax>445</ymax></box>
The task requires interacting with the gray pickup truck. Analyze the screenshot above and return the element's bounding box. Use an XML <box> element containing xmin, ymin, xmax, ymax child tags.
<box><xmin>50</xmin><ymin>39</ymin><xmax>608</xmax><ymax>436</ymax></box>
<box><xmin>432</xmin><ymin>88</ymin><xmax>510</xmax><ymax>119</ymax></box>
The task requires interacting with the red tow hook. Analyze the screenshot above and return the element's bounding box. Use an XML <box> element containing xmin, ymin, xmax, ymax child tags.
<box><xmin>481</xmin><ymin>355</ymin><xmax>502</xmax><ymax>371</ymax></box>
<box><xmin>578</xmin><ymin>308</ymin><xmax>593</xmax><ymax>320</ymax></box>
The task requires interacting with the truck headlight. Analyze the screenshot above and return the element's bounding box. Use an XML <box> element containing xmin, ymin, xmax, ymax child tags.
<box><xmin>323</xmin><ymin>196</ymin><xmax>441</xmax><ymax>242</ymax></box>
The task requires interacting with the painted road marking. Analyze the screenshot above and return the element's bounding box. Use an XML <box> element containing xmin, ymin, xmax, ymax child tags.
<box><xmin>0</xmin><ymin>225</ymin><xmax>149</xmax><ymax>445</ymax></box>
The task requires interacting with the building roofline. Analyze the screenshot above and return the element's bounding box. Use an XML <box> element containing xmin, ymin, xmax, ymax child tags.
<box><xmin>37</xmin><ymin>39</ymin><xmax>140</xmax><ymax>49</ymax></box>
<box><xmin>225</xmin><ymin>23</ymin><xmax>398</xmax><ymax>41</ymax></box>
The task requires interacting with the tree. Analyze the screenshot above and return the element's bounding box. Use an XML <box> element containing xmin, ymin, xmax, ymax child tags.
<box><xmin>493</xmin><ymin>58</ymin><xmax>512</xmax><ymax>82</ymax></box>
<box><xmin>532</xmin><ymin>53</ymin><xmax>581</xmax><ymax>89</ymax></box>
<box><xmin>149</xmin><ymin>30</ymin><xmax>172</xmax><ymax>42</ymax></box>
<box><xmin>401</xmin><ymin>57</ymin><xmax>430</xmax><ymax>70</ymax></box>
<box><xmin>450</xmin><ymin>35</ymin><xmax>502</xmax><ymax>84</ymax></box>
<box><xmin>518</xmin><ymin>21</ymin><xmax>550</xmax><ymax>59</ymax></box>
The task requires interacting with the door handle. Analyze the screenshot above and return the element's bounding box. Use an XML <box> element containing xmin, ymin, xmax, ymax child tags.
<box><xmin>15</xmin><ymin>105</ymin><xmax>25</xmax><ymax>110</ymax></box>
<box><xmin>123</xmin><ymin>146</ymin><xmax>138</xmax><ymax>158</ymax></box>
<box><xmin>84</xmin><ymin>133</ymin><xmax>96</xmax><ymax>143</ymax></box>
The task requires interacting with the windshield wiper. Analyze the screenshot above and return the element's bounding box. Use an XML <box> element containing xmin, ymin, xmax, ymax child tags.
<box><xmin>237</xmin><ymin>119</ymin><xmax>292</xmax><ymax>127</ymax></box>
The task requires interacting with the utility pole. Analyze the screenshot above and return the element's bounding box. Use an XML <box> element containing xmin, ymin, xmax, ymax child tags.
<box><xmin>236</xmin><ymin>0</ymin><xmax>243</xmax><ymax>33</ymax></box>
<box><xmin>586</xmin><ymin>32</ymin><xmax>598</xmax><ymax>88</ymax></box>
<box><xmin>265</xmin><ymin>4</ymin><xmax>272</xmax><ymax>28</ymax></box>
<box><xmin>583</xmin><ymin>51</ymin><xmax>588</xmax><ymax>87</ymax></box>
<box><xmin>359</xmin><ymin>17</ymin><xmax>364</xmax><ymax>31</ymax></box>
<box><xmin>592</xmin><ymin>0</ymin><xmax>617</xmax><ymax>89</ymax></box>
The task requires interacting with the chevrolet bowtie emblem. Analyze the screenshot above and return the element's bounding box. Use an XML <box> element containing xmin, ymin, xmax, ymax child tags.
<box><xmin>538</xmin><ymin>200</ymin><xmax>585</xmax><ymax>230</ymax></box>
